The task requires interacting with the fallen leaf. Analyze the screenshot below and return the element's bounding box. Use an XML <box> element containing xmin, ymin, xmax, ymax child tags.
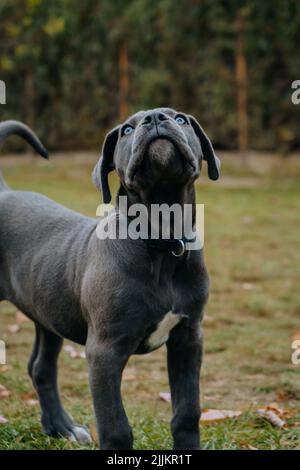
<box><xmin>242</xmin><ymin>282</ymin><xmax>254</xmax><ymax>291</ymax></box>
<box><xmin>90</xmin><ymin>424</ymin><xmax>98</xmax><ymax>443</ymax></box>
<box><xmin>246</xmin><ymin>444</ymin><xmax>259</xmax><ymax>450</ymax></box>
<box><xmin>157</xmin><ymin>396</ymin><xmax>289</xmax><ymax>429</ymax></box>
<box><xmin>266</xmin><ymin>402</ymin><xmax>286</xmax><ymax>416</ymax></box>
<box><xmin>276</xmin><ymin>390</ymin><xmax>291</xmax><ymax>402</ymax></box>
<box><xmin>15</xmin><ymin>311</ymin><xmax>30</xmax><ymax>324</ymax></box>
<box><xmin>202</xmin><ymin>316</ymin><xmax>218</xmax><ymax>328</ymax></box>
<box><xmin>158</xmin><ymin>394</ymin><xmax>243</xmax><ymax>424</ymax></box>
<box><xmin>21</xmin><ymin>390</ymin><xmax>36</xmax><ymax>400</ymax></box>
<box><xmin>7</xmin><ymin>324</ymin><xmax>20</xmax><ymax>334</ymax></box>
<box><xmin>63</xmin><ymin>345</ymin><xmax>85</xmax><ymax>359</ymax></box>
<box><xmin>242</xmin><ymin>216</ymin><xmax>254</xmax><ymax>225</ymax></box>
<box><xmin>203</xmin><ymin>314</ymin><xmax>214</xmax><ymax>323</ymax></box>
<box><xmin>201</xmin><ymin>409</ymin><xmax>242</xmax><ymax>423</ymax></box>
<box><xmin>159</xmin><ymin>392</ymin><xmax>171</xmax><ymax>402</ymax></box>
<box><xmin>123</xmin><ymin>373</ymin><xmax>136</xmax><ymax>381</ymax></box>
<box><xmin>25</xmin><ymin>399</ymin><xmax>39</xmax><ymax>406</ymax></box>
<box><xmin>0</xmin><ymin>384</ymin><xmax>11</xmax><ymax>399</ymax></box>
<box><xmin>0</xmin><ymin>415</ymin><xmax>8</xmax><ymax>424</ymax></box>
<box><xmin>291</xmin><ymin>331</ymin><xmax>300</xmax><ymax>342</ymax></box>
<box><xmin>256</xmin><ymin>409</ymin><xmax>287</xmax><ymax>428</ymax></box>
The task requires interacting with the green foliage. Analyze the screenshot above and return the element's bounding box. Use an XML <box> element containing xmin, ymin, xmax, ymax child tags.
<box><xmin>0</xmin><ymin>0</ymin><xmax>299</xmax><ymax>151</ymax></box>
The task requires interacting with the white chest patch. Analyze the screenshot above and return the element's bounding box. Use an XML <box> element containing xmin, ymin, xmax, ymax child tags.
<box><xmin>147</xmin><ymin>311</ymin><xmax>183</xmax><ymax>350</ymax></box>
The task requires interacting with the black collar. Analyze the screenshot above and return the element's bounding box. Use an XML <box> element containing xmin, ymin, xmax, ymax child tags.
<box><xmin>143</xmin><ymin>236</ymin><xmax>196</xmax><ymax>257</ymax></box>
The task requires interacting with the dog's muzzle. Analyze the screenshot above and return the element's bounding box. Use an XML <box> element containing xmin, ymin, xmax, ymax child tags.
<box><xmin>125</xmin><ymin>114</ymin><xmax>199</xmax><ymax>189</ymax></box>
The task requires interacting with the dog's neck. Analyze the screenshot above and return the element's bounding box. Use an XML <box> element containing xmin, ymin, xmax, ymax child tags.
<box><xmin>111</xmin><ymin>183</ymin><xmax>197</xmax><ymax>283</ymax></box>
<box><xmin>116</xmin><ymin>182</ymin><xmax>196</xmax><ymax>236</ymax></box>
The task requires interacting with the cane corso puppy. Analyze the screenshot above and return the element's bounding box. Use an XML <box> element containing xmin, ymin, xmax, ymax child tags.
<box><xmin>0</xmin><ymin>109</ymin><xmax>220</xmax><ymax>449</ymax></box>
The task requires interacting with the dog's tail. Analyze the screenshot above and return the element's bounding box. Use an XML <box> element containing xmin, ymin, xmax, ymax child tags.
<box><xmin>0</xmin><ymin>120</ymin><xmax>48</xmax><ymax>190</ymax></box>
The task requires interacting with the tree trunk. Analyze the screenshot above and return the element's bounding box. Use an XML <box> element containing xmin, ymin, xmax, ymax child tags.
<box><xmin>118</xmin><ymin>40</ymin><xmax>129</xmax><ymax>122</ymax></box>
<box><xmin>25</xmin><ymin>71</ymin><xmax>35</xmax><ymax>128</ymax></box>
<box><xmin>235</xmin><ymin>11</ymin><xmax>248</xmax><ymax>160</ymax></box>
<box><xmin>24</xmin><ymin>71</ymin><xmax>36</xmax><ymax>156</ymax></box>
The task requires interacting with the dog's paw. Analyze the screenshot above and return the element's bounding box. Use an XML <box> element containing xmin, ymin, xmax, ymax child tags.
<box><xmin>68</xmin><ymin>425</ymin><xmax>92</xmax><ymax>444</ymax></box>
<box><xmin>42</xmin><ymin>416</ymin><xmax>92</xmax><ymax>445</ymax></box>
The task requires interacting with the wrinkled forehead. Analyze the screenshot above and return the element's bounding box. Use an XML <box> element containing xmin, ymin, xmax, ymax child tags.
<box><xmin>125</xmin><ymin>108</ymin><xmax>179</xmax><ymax>126</ymax></box>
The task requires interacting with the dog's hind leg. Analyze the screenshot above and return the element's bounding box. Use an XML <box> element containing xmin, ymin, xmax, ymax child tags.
<box><xmin>30</xmin><ymin>324</ymin><xmax>91</xmax><ymax>444</ymax></box>
<box><xmin>28</xmin><ymin>324</ymin><xmax>40</xmax><ymax>379</ymax></box>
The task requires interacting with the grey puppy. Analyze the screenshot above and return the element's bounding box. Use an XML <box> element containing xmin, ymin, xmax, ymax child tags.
<box><xmin>0</xmin><ymin>109</ymin><xmax>220</xmax><ymax>450</ymax></box>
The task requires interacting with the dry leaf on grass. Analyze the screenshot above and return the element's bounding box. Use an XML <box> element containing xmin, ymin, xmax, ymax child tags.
<box><xmin>123</xmin><ymin>372</ymin><xmax>136</xmax><ymax>381</ymax></box>
<box><xmin>15</xmin><ymin>311</ymin><xmax>30</xmax><ymax>324</ymax></box>
<box><xmin>7</xmin><ymin>324</ymin><xmax>20</xmax><ymax>334</ymax></box>
<box><xmin>202</xmin><ymin>315</ymin><xmax>215</xmax><ymax>324</ymax></box>
<box><xmin>21</xmin><ymin>391</ymin><xmax>39</xmax><ymax>406</ymax></box>
<box><xmin>201</xmin><ymin>409</ymin><xmax>242</xmax><ymax>423</ymax></box>
<box><xmin>242</xmin><ymin>216</ymin><xmax>254</xmax><ymax>225</ymax></box>
<box><xmin>0</xmin><ymin>384</ymin><xmax>11</xmax><ymax>399</ymax></box>
<box><xmin>257</xmin><ymin>409</ymin><xmax>286</xmax><ymax>428</ymax></box>
<box><xmin>158</xmin><ymin>393</ymin><xmax>289</xmax><ymax>429</ymax></box>
<box><xmin>0</xmin><ymin>415</ymin><xmax>8</xmax><ymax>424</ymax></box>
<box><xmin>90</xmin><ymin>424</ymin><xmax>98</xmax><ymax>443</ymax></box>
<box><xmin>246</xmin><ymin>444</ymin><xmax>259</xmax><ymax>450</ymax></box>
<box><xmin>63</xmin><ymin>345</ymin><xmax>86</xmax><ymax>359</ymax></box>
<box><xmin>291</xmin><ymin>331</ymin><xmax>300</xmax><ymax>342</ymax></box>
<box><xmin>266</xmin><ymin>402</ymin><xmax>287</xmax><ymax>416</ymax></box>
<box><xmin>242</xmin><ymin>282</ymin><xmax>254</xmax><ymax>291</ymax></box>
<box><xmin>256</xmin><ymin>404</ymin><xmax>287</xmax><ymax>429</ymax></box>
<box><xmin>159</xmin><ymin>393</ymin><xmax>242</xmax><ymax>423</ymax></box>
<box><xmin>24</xmin><ymin>399</ymin><xmax>39</xmax><ymax>406</ymax></box>
<box><xmin>276</xmin><ymin>390</ymin><xmax>288</xmax><ymax>402</ymax></box>
<box><xmin>159</xmin><ymin>392</ymin><xmax>171</xmax><ymax>402</ymax></box>
<box><xmin>123</xmin><ymin>367</ymin><xmax>138</xmax><ymax>381</ymax></box>
<box><xmin>6</xmin><ymin>312</ymin><xmax>29</xmax><ymax>335</ymax></box>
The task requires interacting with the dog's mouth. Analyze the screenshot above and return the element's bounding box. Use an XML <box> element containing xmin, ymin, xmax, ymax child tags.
<box><xmin>145</xmin><ymin>137</ymin><xmax>181</xmax><ymax>167</ymax></box>
<box><xmin>125</xmin><ymin>130</ymin><xmax>199</xmax><ymax>190</ymax></box>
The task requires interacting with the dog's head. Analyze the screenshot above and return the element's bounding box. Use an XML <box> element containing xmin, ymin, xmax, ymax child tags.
<box><xmin>93</xmin><ymin>108</ymin><xmax>220</xmax><ymax>203</ymax></box>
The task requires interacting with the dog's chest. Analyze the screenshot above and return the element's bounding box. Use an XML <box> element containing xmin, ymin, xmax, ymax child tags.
<box><xmin>146</xmin><ymin>311</ymin><xmax>183</xmax><ymax>351</ymax></box>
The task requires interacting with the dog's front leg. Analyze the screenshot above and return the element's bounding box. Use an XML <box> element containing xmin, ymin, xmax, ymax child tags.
<box><xmin>86</xmin><ymin>331</ymin><xmax>133</xmax><ymax>450</ymax></box>
<box><xmin>167</xmin><ymin>322</ymin><xmax>202</xmax><ymax>450</ymax></box>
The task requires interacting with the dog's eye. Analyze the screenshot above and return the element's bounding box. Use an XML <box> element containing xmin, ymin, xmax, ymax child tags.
<box><xmin>175</xmin><ymin>115</ymin><xmax>187</xmax><ymax>125</ymax></box>
<box><xmin>122</xmin><ymin>125</ymin><xmax>134</xmax><ymax>136</ymax></box>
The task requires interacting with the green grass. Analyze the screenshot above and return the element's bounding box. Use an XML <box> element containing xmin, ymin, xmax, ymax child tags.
<box><xmin>0</xmin><ymin>152</ymin><xmax>300</xmax><ymax>449</ymax></box>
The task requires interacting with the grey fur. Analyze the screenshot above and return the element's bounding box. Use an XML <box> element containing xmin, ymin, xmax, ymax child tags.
<box><xmin>0</xmin><ymin>110</ymin><xmax>220</xmax><ymax>449</ymax></box>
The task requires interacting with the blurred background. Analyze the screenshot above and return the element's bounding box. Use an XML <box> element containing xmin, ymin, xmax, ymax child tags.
<box><xmin>1</xmin><ymin>0</ymin><xmax>300</xmax><ymax>153</ymax></box>
<box><xmin>1</xmin><ymin>0</ymin><xmax>300</xmax><ymax>450</ymax></box>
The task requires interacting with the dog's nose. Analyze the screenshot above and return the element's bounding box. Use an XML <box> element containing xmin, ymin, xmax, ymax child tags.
<box><xmin>141</xmin><ymin>112</ymin><xmax>169</xmax><ymax>126</ymax></box>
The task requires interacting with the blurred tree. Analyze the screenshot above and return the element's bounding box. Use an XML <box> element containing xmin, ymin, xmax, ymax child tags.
<box><xmin>0</xmin><ymin>0</ymin><xmax>299</xmax><ymax>152</ymax></box>
<box><xmin>235</xmin><ymin>6</ymin><xmax>249</xmax><ymax>158</ymax></box>
<box><xmin>118</xmin><ymin>40</ymin><xmax>129</xmax><ymax>121</ymax></box>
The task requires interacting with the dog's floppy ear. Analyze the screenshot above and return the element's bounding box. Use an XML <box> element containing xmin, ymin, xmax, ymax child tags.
<box><xmin>189</xmin><ymin>116</ymin><xmax>220</xmax><ymax>180</ymax></box>
<box><xmin>92</xmin><ymin>125</ymin><xmax>120</xmax><ymax>203</ymax></box>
